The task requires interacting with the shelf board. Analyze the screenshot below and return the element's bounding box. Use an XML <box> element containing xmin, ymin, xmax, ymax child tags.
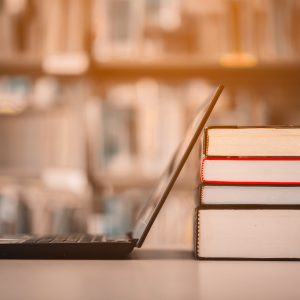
<box><xmin>0</xmin><ymin>56</ymin><xmax>85</xmax><ymax>80</ymax></box>
<box><xmin>0</xmin><ymin>56</ymin><xmax>42</xmax><ymax>77</ymax></box>
<box><xmin>90</xmin><ymin>60</ymin><xmax>300</xmax><ymax>86</ymax></box>
<box><xmin>0</xmin><ymin>103</ymin><xmax>69</xmax><ymax>118</ymax></box>
<box><xmin>1</xmin><ymin>56</ymin><xmax>300</xmax><ymax>86</ymax></box>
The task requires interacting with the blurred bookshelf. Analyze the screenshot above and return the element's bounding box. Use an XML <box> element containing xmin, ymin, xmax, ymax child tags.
<box><xmin>2</xmin><ymin>59</ymin><xmax>300</xmax><ymax>87</ymax></box>
<box><xmin>0</xmin><ymin>0</ymin><xmax>300</xmax><ymax>248</ymax></box>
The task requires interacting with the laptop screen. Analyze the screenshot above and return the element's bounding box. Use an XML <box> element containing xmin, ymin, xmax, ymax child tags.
<box><xmin>133</xmin><ymin>85</ymin><xmax>223</xmax><ymax>247</ymax></box>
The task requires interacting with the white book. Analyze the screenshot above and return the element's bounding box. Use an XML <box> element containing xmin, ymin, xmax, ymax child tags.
<box><xmin>201</xmin><ymin>158</ymin><xmax>300</xmax><ymax>184</ymax></box>
<box><xmin>196</xmin><ymin>209</ymin><xmax>300</xmax><ymax>259</ymax></box>
<box><xmin>205</xmin><ymin>127</ymin><xmax>300</xmax><ymax>157</ymax></box>
<box><xmin>201</xmin><ymin>185</ymin><xmax>300</xmax><ymax>205</ymax></box>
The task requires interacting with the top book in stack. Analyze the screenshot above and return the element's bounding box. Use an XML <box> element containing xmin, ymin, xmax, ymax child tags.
<box><xmin>204</xmin><ymin>126</ymin><xmax>300</xmax><ymax>157</ymax></box>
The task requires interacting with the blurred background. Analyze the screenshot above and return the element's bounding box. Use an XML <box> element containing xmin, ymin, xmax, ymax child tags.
<box><xmin>0</xmin><ymin>0</ymin><xmax>299</xmax><ymax>249</ymax></box>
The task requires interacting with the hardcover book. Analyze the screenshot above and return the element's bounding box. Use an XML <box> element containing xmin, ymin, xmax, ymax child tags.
<box><xmin>200</xmin><ymin>185</ymin><xmax>300</xmax><ymax>205</ymax></box>
<box><xmin>204</xmin><ymin>126</ymin><xmax>300</xmax><ymax>157</ymax></box>
<box><xmin>195</xmin><ymin>206</ymin><xmax>300</xmax><ymax>260</ymax></box>
<box><xmin>201</xmin><ymin>158</ymin><xmax>300</xmax><ymax>185</ymax></box>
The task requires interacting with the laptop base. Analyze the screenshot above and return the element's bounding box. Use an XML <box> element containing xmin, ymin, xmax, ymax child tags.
<box><xmin>0</xmin><ymin>235</ymin><xmax>136</xmax><ymax>259</ymax></box>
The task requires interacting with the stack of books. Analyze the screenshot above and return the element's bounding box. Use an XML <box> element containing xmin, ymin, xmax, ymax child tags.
<box><xmin>195</xmin><ymin>126</ymin><xmax>300</xmax><ymax>260</ymax></box>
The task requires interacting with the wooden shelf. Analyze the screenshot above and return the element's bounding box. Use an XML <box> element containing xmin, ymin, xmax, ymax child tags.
<box><xmin>0</xmin><ymin>103</ymin><xmax>69</xmax><ymax>118</ymax></box>
<box><xmin>1</xmin><ymin>56</ymin><xmax>300</xmax><ymax>86</ymax></box>
<box><xmin>90</xmin><ymin>60</ymin><xmax>300</xmax><ymax>86</ymax></box>
<box><xmin>0</xmin><ymin>56</ymin><xmax>85</xmax><ymax>81</ymax></box>
<box><xmin>0</xmin><ymin>56</ymin><xmax>42</xmax><ymax>77</ymax></box>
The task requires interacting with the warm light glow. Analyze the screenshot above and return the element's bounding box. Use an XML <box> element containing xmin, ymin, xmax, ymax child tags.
<box><xmin>219</xmin><ymin>52</ymin><xmax>257</xmax><ymax>68</ymax></box>
<box><xmin>0</xmin><ymin>95</ymin><xmax>27</xmax><ymax>114</ymax></box>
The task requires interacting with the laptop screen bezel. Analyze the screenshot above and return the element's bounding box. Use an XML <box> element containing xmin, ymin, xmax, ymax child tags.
<box><xmin>133</xmin><ymin>85</ymin><xmax>224</xmax><ymax>247</ymax></box>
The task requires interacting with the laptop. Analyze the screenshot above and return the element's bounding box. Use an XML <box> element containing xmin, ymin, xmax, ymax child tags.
<box><xmin>0</xmin><ymin>85</ymin><xmax>223</xmax><ymax>259</ymax></box>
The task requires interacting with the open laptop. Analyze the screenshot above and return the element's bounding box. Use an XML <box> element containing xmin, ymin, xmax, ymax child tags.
<box><xmin>0</xmin><ymin>85</ymin><xmax>223</xmax><ymax>259</ymax></box>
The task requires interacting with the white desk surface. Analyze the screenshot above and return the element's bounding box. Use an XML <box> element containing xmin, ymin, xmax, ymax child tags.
<box><xmin>0</xmin><ymin>249</ymin><xmax>300</xmax><ymax>300</ymax></box>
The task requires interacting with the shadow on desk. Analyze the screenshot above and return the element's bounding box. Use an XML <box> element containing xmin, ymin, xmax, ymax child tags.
<box><xmin>129</xmin><ymin>249</ymin><xmax>194</xmax><ymax>260</ymax></box>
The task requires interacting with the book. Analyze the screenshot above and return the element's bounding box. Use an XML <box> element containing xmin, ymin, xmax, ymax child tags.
<box><xmin>42</xmin><ymin>0</ymin><xmax>89</xmax><ymax>74</ymax></box>
<box><xmin>195</xmin><ymin>207</ymin><xmax>300</xmax><ymax>259</ymax></box>
<box><xmin>204</xmin><ymin>127</ymin><xmax>300</xmax><ymax>157</ymax></box>
<box><xmin>136</xmin><ymin>81</ymin><xmax>184</xmax><ymax>177</ymax></box>
<box><xmin>201</xmin><ymin>158</ymin><xmax>300</xmax><ymax>185</ymax></box>
<box><xmin>92</xmin><ymin>0</ymin><xmax>143</xmax><ymax>60</ymax></box>
<box><xmin>201</xmin><ymin>185</ymin><xmax>300</xmax><ymax>205</ymax></box>
<box><xmin>99</xmin><ymin>89</ymin><xmax>137</xmax><ymax>175</ymax></box>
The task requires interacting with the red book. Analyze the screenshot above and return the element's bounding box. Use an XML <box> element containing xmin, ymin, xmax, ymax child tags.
<box><xmin>201</xmin><ymin>158</ymin><xmax>300</xmax><ymax>185</ymax></box>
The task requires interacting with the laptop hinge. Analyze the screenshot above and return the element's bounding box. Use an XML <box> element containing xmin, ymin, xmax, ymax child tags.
<box><xmin>126</xmin><ymin>232</ymin><xmax>138</xmax><ymax>246</ymax></box>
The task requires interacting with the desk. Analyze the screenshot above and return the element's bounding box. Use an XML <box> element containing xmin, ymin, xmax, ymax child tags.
<box><xmin>0</xmin><ymin>250</ymin><xmax>300</xmax><ymax>300</ymax></box>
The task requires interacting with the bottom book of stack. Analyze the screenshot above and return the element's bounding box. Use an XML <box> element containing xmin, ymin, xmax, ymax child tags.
<box><xmin>194</xmin><ymin>206</ymin><xmax>300</xmax><ymax>260</ymax></box>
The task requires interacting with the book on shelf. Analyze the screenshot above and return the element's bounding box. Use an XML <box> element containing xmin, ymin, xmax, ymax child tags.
<box><xmin>98</xmin><ymin>85</ymin><xmax>137</xmax><ymax>176</ymax></box>
<box><xmin>42</xmin><ymin>0</ymin><xmax>90</xmax><ymax>73</ymax></box>
<box><xmin>92</xmin><ymin>0</ymin><xmax>144</xmax><ymax>60</ymax></box>
<box><xmin>0</xmin><ymin>0</ymin><xmax>41</xmax><ymax>57</ymax></box>
<box><xmin>0</xmin><ymin>183</ymin><xmax>88</xmax><ymax>236</ymax></box>
<box><xmin>0</xmin><ymin>79</ymin><xmax>87</xmax><ymax>185</ymax></box>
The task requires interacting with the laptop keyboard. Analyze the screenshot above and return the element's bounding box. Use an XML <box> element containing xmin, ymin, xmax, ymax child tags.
<box><xmin>0</xmin><ymin>234</ymin><xmax>131</xmax><ymax>244</ymax></box>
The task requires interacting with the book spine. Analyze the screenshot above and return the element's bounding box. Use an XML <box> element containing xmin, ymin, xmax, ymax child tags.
<box><xmin>203</xmin><ymin>127</ymin><xmax>209</xmax><ymax>156</ymax></box>
<box><xmin>196</xmin><ymin>133</ymin><xmax>206</xmax><ymax>205</ymax></box>
<box><xmin>193</xmin><ymin>206</ymin><xmax>200</xmax><ymax>259</ymax></box>
<box><xmin>199</xmin><ymin>131</ymin><xmax>208</xmax><ymax>205</ymax></box>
